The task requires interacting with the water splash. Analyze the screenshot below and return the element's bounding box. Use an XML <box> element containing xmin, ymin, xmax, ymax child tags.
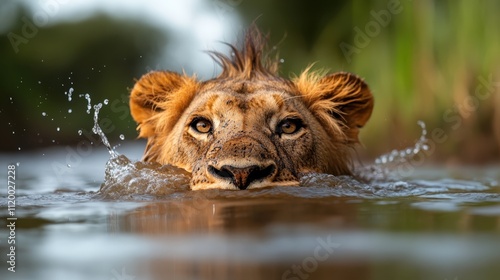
<box><xmin>99</xmin><ymin>155</ymin><xmax>191</xmax><ymax>199</ymax></box>
<box><xmin>356</xmin><ymin>121</ymin><xmax>430</xmax><ymax>181</ymax></box>
<box><xmin>92</xmin><ymin>103</ymin><xmax>117</xmax><ymax>158</ymax></box>
<box><xmin>375</xmin><ymin>121</ymin><xmax>429</xmax><ymax>165</ymax></box>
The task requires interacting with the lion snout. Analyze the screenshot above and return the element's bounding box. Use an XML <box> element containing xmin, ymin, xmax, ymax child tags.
<box><xmin>208</xmin><ymin>163</ymin><xmax>276</xmax><ymax>190</ymax></box>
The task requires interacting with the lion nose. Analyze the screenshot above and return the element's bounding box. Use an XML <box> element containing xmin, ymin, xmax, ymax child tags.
<box><xmin>208</xmin><ymin>164</ymin><xmax>276</xmax><ymax>190</ymax></box>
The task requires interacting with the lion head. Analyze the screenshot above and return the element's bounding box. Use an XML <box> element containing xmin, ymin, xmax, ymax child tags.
<box><xmin>129</xmin><ymin>27</ymin><xmax>374</xmax><ymax>190</ymax></box>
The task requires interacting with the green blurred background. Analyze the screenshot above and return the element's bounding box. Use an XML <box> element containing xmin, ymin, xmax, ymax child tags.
<box><xmin>1</xmin><ymin>0</ymin><xmax>499</xmax><ymax>164</ymax></box>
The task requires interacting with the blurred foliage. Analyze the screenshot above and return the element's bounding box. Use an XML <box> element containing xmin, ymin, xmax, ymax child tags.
<box><xmin>237</xmin><ymin>0</ymin><xmax>500</xmax><ymax>163</ymax></box>
<box><xmin>1</xmin><ymin>0</ymin><xmax>499</xmax><ymax>163</ymax></box>
<box><xmin>1</xmin><ymin>4</ymin><xmax>166</xmax><ymax>152</ymax></box>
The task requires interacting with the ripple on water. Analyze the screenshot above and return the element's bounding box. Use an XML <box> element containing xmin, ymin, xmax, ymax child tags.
<box><xmin>99</xmin><ymin>154</ymin><xmax>191</xmax><ymax>199</ymax></box>
<box><xmin>98</xmin><ymin>153</ymin><xmax>498</xmax><ymax>203</ymax></box>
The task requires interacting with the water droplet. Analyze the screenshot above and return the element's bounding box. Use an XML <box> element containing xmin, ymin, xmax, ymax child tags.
<box><xmin>16</xmin><ymin>162</ymin><xmax>20</xmax><ymax>166</ymax></box>
<box><xmin>68</xmin><ymin>87</ymin><xmax>74</xmax><ymax>101</ymax></box>
<box><xmin>119</xmin><ymin>134</ymin><xmax>125</xmax><ymax>140</ymax></box>
<box><xmin>56</xmin><ymin>127</ymin><xmax>60</xmax><ymax>132</ymax></box>
<box><xmin>84</xmin><ymin>94</ymin><xmax>92</xmax><ymax>114</ymax></box>
<box><xmin>42</xmin><ymin>112</ymin><xmax>47</xmax><ymax>116</ymax></box>
<box><xmin>12</xmin><ymin>131</ymin><xmax>15</xmax><ymax>134</ymax></box>
<box><xmin>104</xmin><ymin>99</ymin><xmax>109</xmax><ymax>105</ymax></box>
<box><xmin>38</xmin><ymin>81</ymin><xmax>41</xmax><ymax>84</ymax></box>
<box><xmin>67</xmin><ymin>164</ymin><xmax>71</xmax><ymax>168</ymax></box>
<box><xmin>279</xmin><ymin>58</ymin><xmax>285</xmax><ymax>63</ymax></box>
<box><xmin>78</xmin><ymin>130</ymin><xmax>83</xmax><ymax>136</ymax></box>
<box><xmin>18</xmin><ymin>147</ymin><xmax>21</xmax><ymax>151</ymax></box>
<box><xmin>68</xmin><ymin>109</ymin><xmax>72</xmax><ymax>113</ymax></box>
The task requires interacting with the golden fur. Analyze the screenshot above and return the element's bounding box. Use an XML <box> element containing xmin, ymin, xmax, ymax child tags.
<box><xmin>130</xmin><ymin>26</ymin><xmax>374</xmax><ymax>190</ymax></box>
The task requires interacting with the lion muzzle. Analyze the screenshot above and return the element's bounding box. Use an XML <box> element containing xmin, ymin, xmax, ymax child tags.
<box><xmin>208</xmin><ymin>164</ymin><xmax>276</xmax><ymax>190</ymax></box>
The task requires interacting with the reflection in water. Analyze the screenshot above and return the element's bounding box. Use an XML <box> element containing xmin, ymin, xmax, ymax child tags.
<box><xmin>110</xmin><ymin>197</ymin><xmax>367</xmax><ymax>279</ymax></box>
<box><xmin>102</xmin><ymin>185</ymin><xmax>500</xmax><ymax>280</ymax></box>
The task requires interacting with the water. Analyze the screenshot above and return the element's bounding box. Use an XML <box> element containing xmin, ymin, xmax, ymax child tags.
<box><xmin>1</xmin><ymin>104</ymin><xmax>500</xmax><ymax>280</ymax></box>
<box><xmin>1</xmin><ymin>146</ymin><xmax>499</xmax><ymax>280</ymax></box>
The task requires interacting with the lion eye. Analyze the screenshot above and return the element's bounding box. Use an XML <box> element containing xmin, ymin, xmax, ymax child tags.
<box><xmin>190</xmin><ymin>118</ymin><xmax>212</xmax><ymax>134</ymax></box>
<box><xmin>278</xmin><ymin>119</ymin><xmax>303</xmax><ymax>135</ymax></box>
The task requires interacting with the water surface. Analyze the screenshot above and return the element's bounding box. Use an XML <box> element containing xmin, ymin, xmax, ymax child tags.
<box><xmin>1</xmin><ymin>144</ymin><xmax>499</xmax><ymax>280</ymax></box>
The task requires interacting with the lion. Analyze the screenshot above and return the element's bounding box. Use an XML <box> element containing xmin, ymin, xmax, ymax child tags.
<box><xmin>129</xmin><ymin>26</ymin><xmax>374</xmax><ymax>190</ymax></box>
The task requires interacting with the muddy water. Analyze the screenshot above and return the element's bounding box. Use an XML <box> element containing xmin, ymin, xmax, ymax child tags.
<box><xmin>1</xmin><ymin>143</ymin><xmax>499</xmax><ymax>280</ymax></box>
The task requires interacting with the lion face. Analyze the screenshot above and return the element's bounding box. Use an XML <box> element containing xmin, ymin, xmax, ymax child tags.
<box><xmin>129</xmin><ymin>28</ymin><xmax>373</xmax><ymax>190</ymax></box>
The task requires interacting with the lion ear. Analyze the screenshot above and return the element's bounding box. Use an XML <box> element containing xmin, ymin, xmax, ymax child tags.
<box><xmin>130</xmin><ymin>71</ymin><xmax>198</xmax><ymax>138</ymax></box>
<box><xmin>299</xmin><ymin>72</ymin><xmax>374</xmax><ymax>143</ymax></box>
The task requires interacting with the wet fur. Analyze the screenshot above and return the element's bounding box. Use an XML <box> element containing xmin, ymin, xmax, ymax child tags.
<box><xmin>129</xmin><ymin>26</ymin><xmax>374</xmax><ymax>190</ymax></box>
